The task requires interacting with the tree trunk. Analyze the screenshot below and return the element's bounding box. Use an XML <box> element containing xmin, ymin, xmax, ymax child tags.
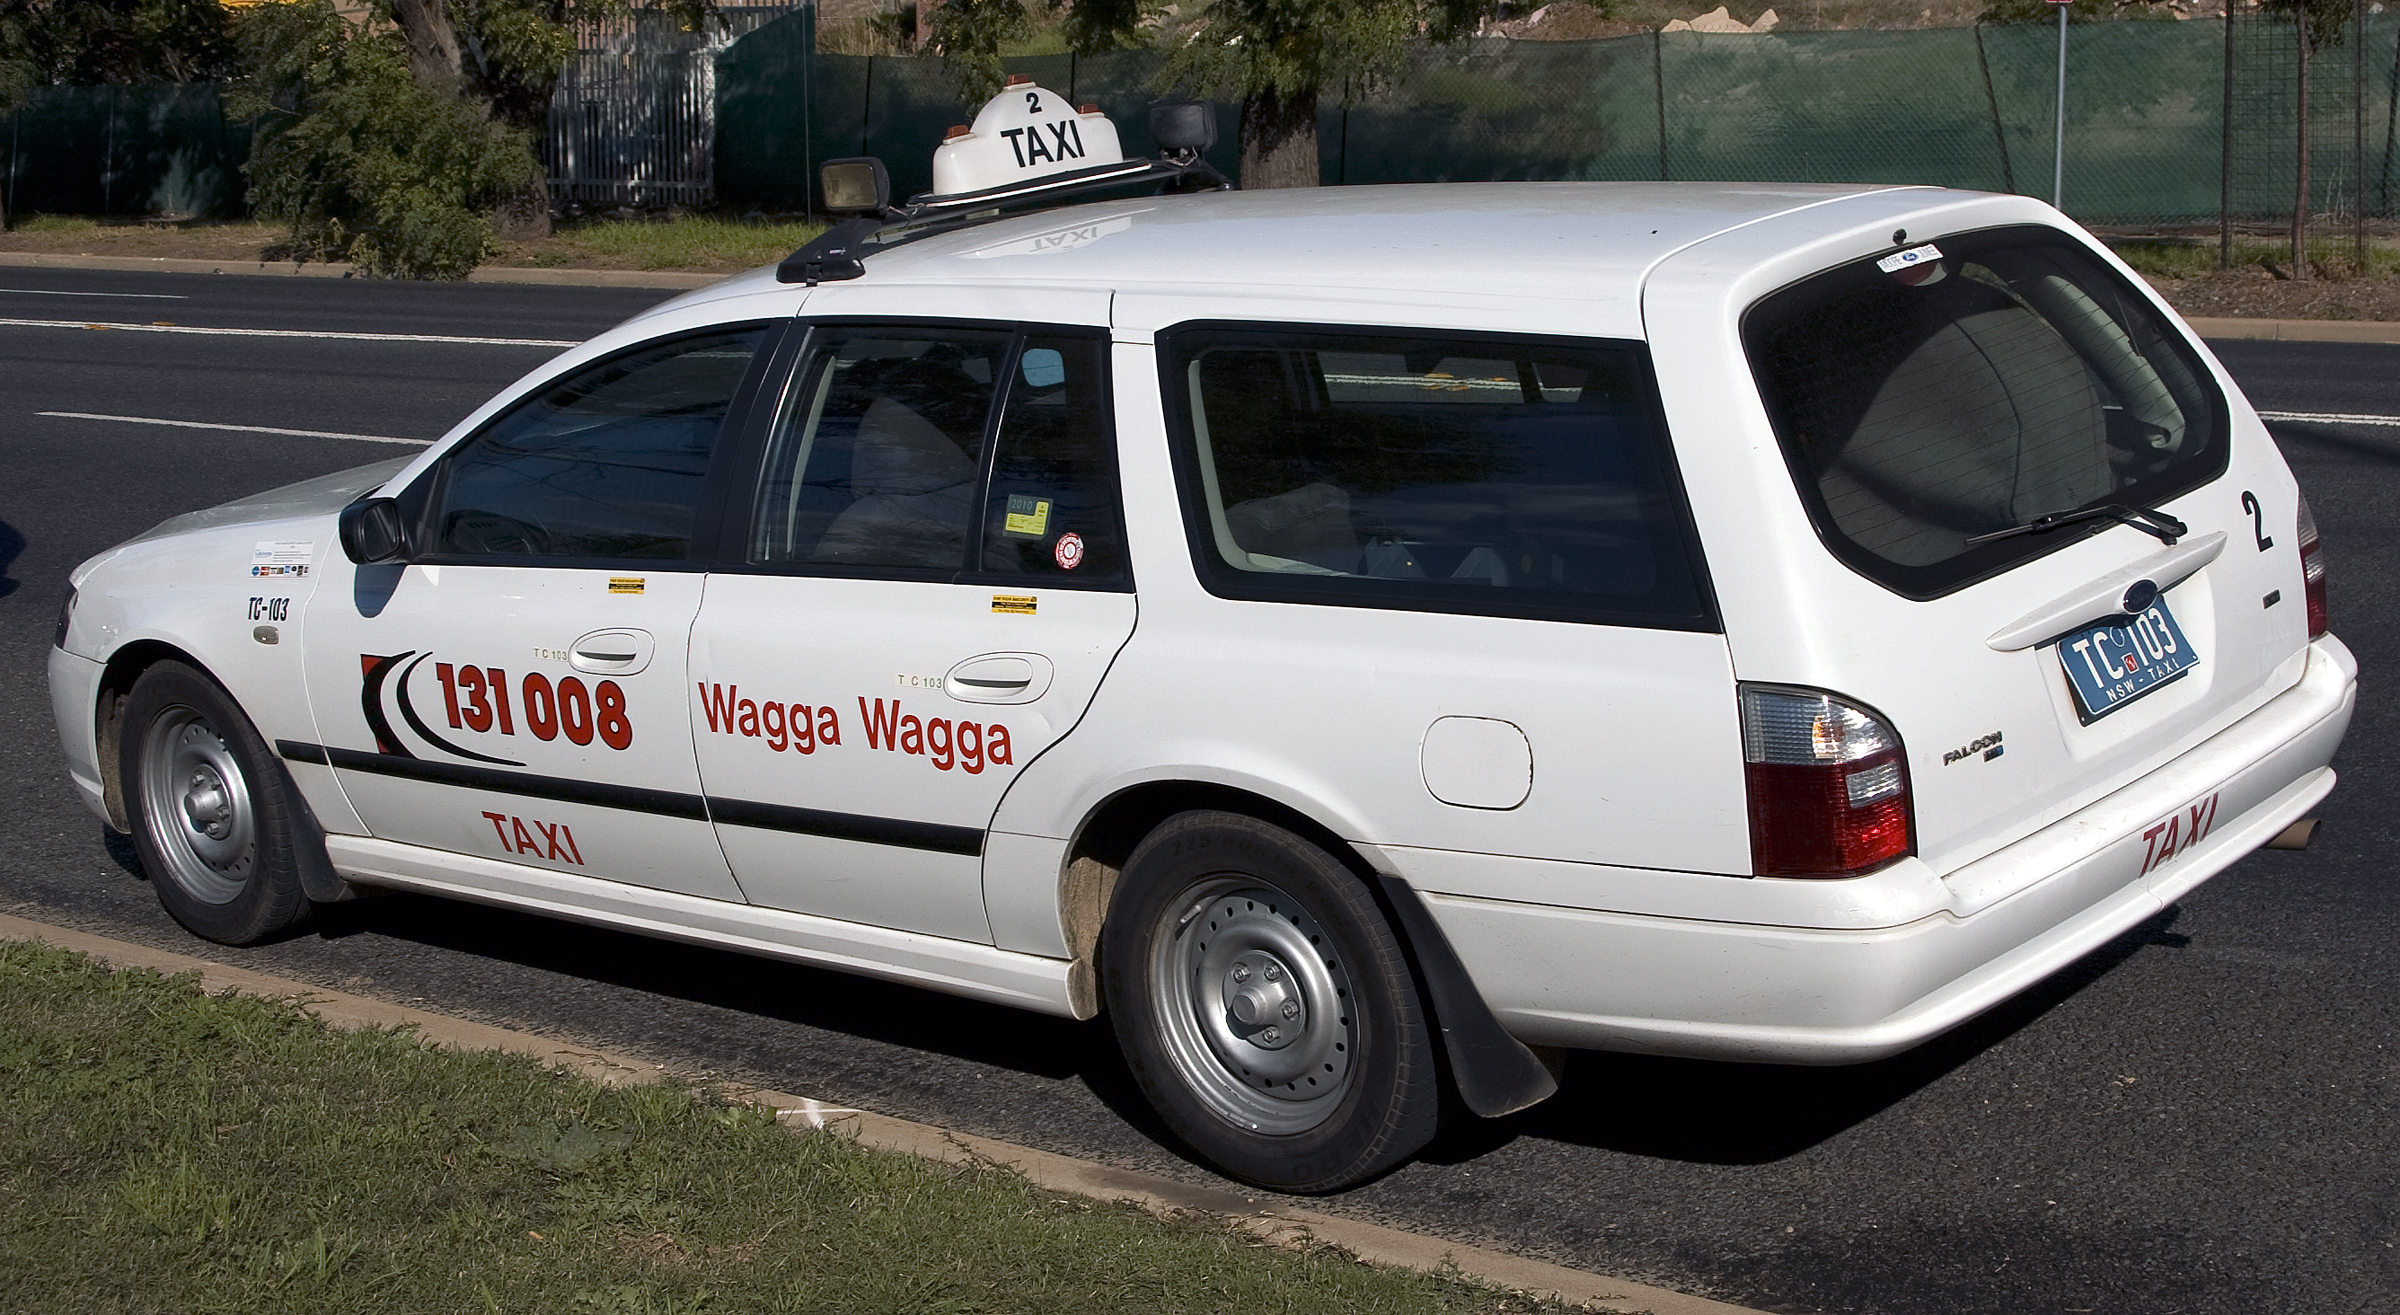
<box><xmin>1239</xmin><ymin>87</ymin><xmax>1320</xmax><ymax>189</ymax></box>
<box><xmin>386</xmin><ymin>0</ymin><xmax>465</xmax><ymax>86</ymax></box>
<box><xmin>493</xmin><ymin>178</ymin><xmax>553</xmax><ymax>242</ymax></box>
<box><xmin>2294</xmin><ymin>8</ymin><xmax>2313</xmax><ymax>282</ymax></box>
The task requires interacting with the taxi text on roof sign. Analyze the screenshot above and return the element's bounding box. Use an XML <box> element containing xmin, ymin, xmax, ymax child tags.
<box><xmin>932</xmin><ymin>77</ymin><xmax>1126</xmax><ymax>198</ymax></box>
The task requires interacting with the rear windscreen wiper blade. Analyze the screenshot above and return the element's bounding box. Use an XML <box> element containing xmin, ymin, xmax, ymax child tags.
<box><xmin>1964</xmin><ymin>503</ymin><xmax>2188</xmax><ymax>548</ymax></box>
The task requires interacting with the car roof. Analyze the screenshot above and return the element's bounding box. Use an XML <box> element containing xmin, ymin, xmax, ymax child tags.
<box><xmin>645</xmin><ymin>181</ymin><xmax>1950</xmax><ymax>328</ymax></box>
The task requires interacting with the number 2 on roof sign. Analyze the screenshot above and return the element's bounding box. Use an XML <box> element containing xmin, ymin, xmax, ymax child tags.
<box><xmin>1027</xmin><ymin>92</ymin><xmax>1041</xmax><ymax>112</ymax></box>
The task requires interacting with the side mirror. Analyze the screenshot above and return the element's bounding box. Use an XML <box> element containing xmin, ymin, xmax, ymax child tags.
<box><xmin>339</xmin><ymin>497</ymin><xmax>411</xmax><ymax>565</ymax></box>
<box><xmin>1148</xmin><ymin>102</ymin><xmax>1216</xmax><ymax>155</ymax></box>
<box><xmin>821</xmin><ymin>157</ymin><xmax>890</xmax><ymax>214</ymax></box>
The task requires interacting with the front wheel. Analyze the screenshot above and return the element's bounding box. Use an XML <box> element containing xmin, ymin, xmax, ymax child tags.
<box><xmin>1101</xmin><ymin>811</ymin><xmax>1439</xmax><ymax>1192</ymax></box>
<box><xmin>119</xmin><ymin>661</ymin><xmax>315</xmax><ymax>945</ymax></box>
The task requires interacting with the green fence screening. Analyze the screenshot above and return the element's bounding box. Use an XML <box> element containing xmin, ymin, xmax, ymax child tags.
<box><xmin>719</xmin><ymin>20</ymin><xmax>2400</xmax><ymax>227</ymax></box>
<box><xmin>3</xmin><ymin>83</ymin><xmax>247</xmax><ymax>218</ymax></box>
<box><xmin>13</xmin><ymin>20</ymin><xmax>2393</xmax><ymax>231</ymax></box>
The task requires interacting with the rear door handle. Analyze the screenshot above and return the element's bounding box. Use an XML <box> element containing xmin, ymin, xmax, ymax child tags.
<box><xmin>945</xmin><ymin>652</ymin><xmax>1054</xmax><ymax>704</ymax></box>
<box><xmin>571</xmin><ymin>628</ymin><xmax>655</xmax><ymax>675</ymax></box>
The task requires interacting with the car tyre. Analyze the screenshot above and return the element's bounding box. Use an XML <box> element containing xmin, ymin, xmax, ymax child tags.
<box><xmin>1102</xmin><ymin>810</ymin><xmax>1439</xmax><ymax>1192</ymax></box>
<box><xmin>119</xmin><ymin>661</ymin><xmax>315</xmax><ymax>945</ymax></box>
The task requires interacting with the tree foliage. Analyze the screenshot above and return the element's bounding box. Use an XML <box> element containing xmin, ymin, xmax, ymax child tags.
<box><xmin>229</xmin><ymin>0</ymin><xmax>538</xmax><ymax>279</ymax></box>
<box><xmin>0</xmin><ymin>0</ymin><xmax>237</xmax><ymax>88</ymax></box>
<box><xmin>927</xmin><ymin>0</ymin><xmax>1495</xmax><ymax>188</ymax></box>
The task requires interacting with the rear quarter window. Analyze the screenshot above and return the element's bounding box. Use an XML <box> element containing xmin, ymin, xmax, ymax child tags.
<box><xmin>1161</xmin><ymin>323</ymin><xmax>1716</xmax><ymax>630</ymax></box>
<box><xmin>1743</xmin><ymin>226</ymin><xmax>2228</xmax><ymax>598</ymax></box>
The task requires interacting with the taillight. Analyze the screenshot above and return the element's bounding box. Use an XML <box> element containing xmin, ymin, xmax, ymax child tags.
<box><xmin>1740</xmin><ymin>684</ymin><xmax>1913</xmax><ymax>879</ymax></box>
<box><xmin>53</xmin><ymin>585</ymin><xmax>76</xmax><ymax>651</ymax></box>
<box><xmin>2297</xmin><ymin>490</ymin><xmax>2327</xmax><ymax>640</ymax></box>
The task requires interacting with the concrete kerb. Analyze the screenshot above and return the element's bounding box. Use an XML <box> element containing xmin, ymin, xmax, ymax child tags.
<box><xmin>0</xmin><ymin>909</ymin><xmax>1768</xmax><ymax>1315</ymax></box>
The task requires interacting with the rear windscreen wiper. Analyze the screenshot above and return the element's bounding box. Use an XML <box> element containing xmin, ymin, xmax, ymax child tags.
<box><xmin>1964</xmin><ymin>503</ymin><xmax>2188</xmax><ymax>548</ymax></box>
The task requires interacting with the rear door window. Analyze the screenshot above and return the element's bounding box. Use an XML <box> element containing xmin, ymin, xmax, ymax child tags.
<box><xmin>1161</xmin><ymin>324</ymin><xmax>1715</xmax><ymax>630</ymax></box>
<box><xmin>1743</xmin><ymin>225</ymin><xmax>2227</xmax><ymax>598</ymax></box>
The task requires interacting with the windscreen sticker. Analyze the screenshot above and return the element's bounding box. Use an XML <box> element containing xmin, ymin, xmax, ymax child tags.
<box><xmin>1876</xmin><ymin>243</ymin><xmax>1943</xmax><ymax>274</ymax></box>
<box><xmin>1877</xmin><ymin>243</ymin><xmax>1948</xmax><ymax>286</ymax></box>
<box><xmin>252</xmin><ymin>540</ymin><xmax>313</xmax><ymax>578</ymax></box>
<box><xmin>1002</xmin><ymin>495</ymin><xmax>1053</xmax><ymax>538</ymax></box>
<box><xmin>1053</xmin><ymin>531</ymin><xmax>1085</xmax><ymax>571</ymax></box>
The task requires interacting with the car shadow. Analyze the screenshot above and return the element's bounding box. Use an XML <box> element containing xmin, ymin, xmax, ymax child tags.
<box><xmin>1417</xmin><ymin>907</ymin><xmax>2192</xmax><ymax>1170</ymax></box>
<box><xmin>0</xmin><ymin>519</ymin><xmax>24</xmax><ymax>599</ymax></box>
<box><xmin>299</xmin><ymin>884</ymin><xmax>2195</xmax><ymax>1186</ymax></box>
<box><xmin>303</xmin><ymin>892</ymin><xmax>1177</xmax><ymax>1146</ymax></box>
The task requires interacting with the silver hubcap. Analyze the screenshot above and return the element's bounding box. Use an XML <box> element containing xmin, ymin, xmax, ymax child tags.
<box><xmin>138</xmin><ymin>707</ymin><xmax>257</xmax><ymax>905</ymax></box>
<box><xmin>1150</xmin><ymin>879</ymin><xmax>1358</xmax><ymax>1136</ymax></box>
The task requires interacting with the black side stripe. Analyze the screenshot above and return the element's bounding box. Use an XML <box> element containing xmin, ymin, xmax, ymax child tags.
<box><xmin>705</xmin><ymin>797</ymin><xmax>985</xmax><ymax>857</ymax></box>
<box><xmin>276</xmin><ymin>741</ymin><xmax>985</xmax><ymax>857</ymax></box>
<box><xmin>283</xmin><ymin>741</ymin><xmax>708</xmax><ymax>820</ymax></box>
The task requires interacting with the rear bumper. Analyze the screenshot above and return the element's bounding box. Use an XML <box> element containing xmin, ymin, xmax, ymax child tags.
<box><xmin>1395</xmin><ymin>635</ymin><xmax>2356</xmax><ymax>1064</ymax></box>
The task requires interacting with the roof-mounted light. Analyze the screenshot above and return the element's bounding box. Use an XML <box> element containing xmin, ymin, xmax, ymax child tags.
<box><xmin>819</xmin><ymin>157</ymin><xmax>889</xmax><ymax>215</ymax></box>
<box><xmin>776</xmin><ymin>82</ymin><xmax>1232</xmax><ymax>287</ymax></box>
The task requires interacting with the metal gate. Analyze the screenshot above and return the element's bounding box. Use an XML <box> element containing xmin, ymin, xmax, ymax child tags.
<box><xmin>543</xmin><ymin>5</ymin><xmax>799</xmax><ymax>208</ymax></box>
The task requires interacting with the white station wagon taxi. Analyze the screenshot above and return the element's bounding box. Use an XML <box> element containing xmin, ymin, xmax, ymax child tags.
<box><xmin>48</xmin><ymin>87</ymin><xmax>2355</xmax><ymax>1191</ymax></box>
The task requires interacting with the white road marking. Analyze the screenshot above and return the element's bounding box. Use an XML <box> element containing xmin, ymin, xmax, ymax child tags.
<box><xmin>0</xmin><ymin>316</ymin><xmax>575</xmax><ymax>347</ymax></box>
<box><xmin>2258</xmin><ymin>410</ymin><xmax>2400</xmax><ymax>427</ymax></box>
<box><xmin>0</xmin><ymin>288</ymin><xmax>188</xmax><ymax>299</ymax></box>
<box><xmin>37</xmin><ymin>411</ymin><xmax>431</xmax><ymax>446</ymax></box>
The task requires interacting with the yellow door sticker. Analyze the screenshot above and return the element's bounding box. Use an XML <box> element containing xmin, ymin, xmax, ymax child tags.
<box><xmin>1002</xmin><ymin>495</ymin><xmax>1052</xmax><ymax>538</ymax></box>
<box><xmin>608</xmin><ymin>577</ymin><xmax>645</xmax><ymax>594</ymax></box>
<box><xmin>991</xmin><ymin>594</ymin><xmax>1038</xmax><ymax>615</ymax></box>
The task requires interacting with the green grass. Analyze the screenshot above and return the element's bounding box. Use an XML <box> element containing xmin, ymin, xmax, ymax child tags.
<box><xmin>2108</xmin><ymin>236</ymin><xmax>2400</xmax><ymax>282</ymax></box>
<box><xmin>9</xmin><ymin>214</ymin><xmax>101</xmax><ymax>234</ymax></box>
<box><xmin>0</xmin><ymin>940</ymin><xmax>1566</xmax><ymax>1315</ymax></box>
<box><xmin>533</xmin><ymin>216</ymin><xmax>830</xmax><ymax>271</ymax></box>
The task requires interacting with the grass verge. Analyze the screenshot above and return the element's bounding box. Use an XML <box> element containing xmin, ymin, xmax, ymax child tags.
<box><xmin>500</xmin><ymin>215</ymin><xmax>829</xmax><ymax>272</ymax></box>
<box><xmin>0</xmin><ymin>213</ymin><xmax>826</xmax><ymax>277</ymax></box>
<box><xmin>0</xmin><ymin>939</ymin><xmax>1562</xmax><ymax>1315</ymax></box>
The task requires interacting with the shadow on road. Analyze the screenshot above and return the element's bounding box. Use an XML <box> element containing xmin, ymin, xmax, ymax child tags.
<box><xmin>303</xmin><ymin>892</ymin><xmax>1174</xmax><ymax>1143</ymax></box>
<box><xmin>290</xmin><ymin>879</ymin><xmax>2191</xmax><ymax>1186</ymax></box>
<box><xmin>1422</xmin><ymin>908</ymin><xmax>2190</xmax><ymax>1170</ymax></box>
<box><xmin>0</xmin><ymin>519</ymin><xmax>23</xmax><ymax>598</ymax></box>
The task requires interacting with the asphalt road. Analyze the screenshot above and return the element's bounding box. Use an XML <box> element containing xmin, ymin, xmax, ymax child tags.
<box><xmin>1</xmin><ymin>267</ymin><xmax>2393</xmax><ymax>1315</ymax></box>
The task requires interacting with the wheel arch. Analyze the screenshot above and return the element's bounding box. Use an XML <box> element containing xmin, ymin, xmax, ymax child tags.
<box><xmin>1059</xmin><ymin>779</ymin><xmax>1560</xmax><ymax>1119</ymax></box>
<box><xmin>99</xmin><ymin>640</ymin><xmax>351</xmax><ymax>904</ymax></box>
<box><xmin>94</xmin><ymin>639</ymin><xmax>209</xmax><ymax>833</ymax></box>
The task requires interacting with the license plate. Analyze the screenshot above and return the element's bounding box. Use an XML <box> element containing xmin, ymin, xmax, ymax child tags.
<box><xmin>2058</xmin><ymin>596</ymin><xmax>2199</xmax><ymax>724</ymax></box>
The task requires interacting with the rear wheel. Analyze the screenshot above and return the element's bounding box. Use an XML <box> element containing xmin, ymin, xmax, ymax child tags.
<box><xmin>119</xmin><ymin>661</ymin><xmax>314</xmax><ymax>945</ymax></box>
<box><xmin>1102</xmin><ymin>811</ymin><xmax>1439</xmax><ymax>1192</ymax></box>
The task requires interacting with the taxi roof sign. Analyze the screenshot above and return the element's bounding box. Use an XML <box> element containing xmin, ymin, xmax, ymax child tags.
<box><xmin>933</xmin><ymin>82</ymin><xmax>1127</xmax><ymax>199</ymax></box>
<box><xmin>778</xmin><ymin>87</ymin><xmax>1229</xmax><ymax>286</ymax></box>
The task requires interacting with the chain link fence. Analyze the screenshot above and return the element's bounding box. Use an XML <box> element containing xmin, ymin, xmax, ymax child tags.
<box><xmin>1</xmin><ymin>83</ymin><xmax>247</xmax><ymax>218</ymax></box>
<box><xmin>719</xmin><ymin>18</ymin><xmax>2396</xmax><ymax>231</ymax></box>
<box><xmin>8</xmin><ymin>15</ymin><xmax>2395</xmax><ymax>238</ymax></box>
<box><xmin>2222</xmin><ymin>4</ymin><xmax>2394</xmax><ymax>267</ymax></box>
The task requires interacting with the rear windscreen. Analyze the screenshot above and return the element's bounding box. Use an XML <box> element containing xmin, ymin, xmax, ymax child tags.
<box><xmin>1744</xmin><ymin>226</ymin><xmax>2227</xmax><ymax>598</ymax></box>
<box><xmin>1162</xmin><ymin>324</ymin><xmax>1715</xmax><ymax>629</ymax></box>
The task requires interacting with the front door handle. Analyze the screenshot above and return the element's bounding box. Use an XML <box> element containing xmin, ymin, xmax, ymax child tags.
<box><xmin>571</xmin><ymin>628</ymin><xmax>655</xmax><ymax>676</ymax></box>
<box><xmin>945</xmin><ymin>652</ymin><xmax>1053</xmax><ymax>705</ymax></box>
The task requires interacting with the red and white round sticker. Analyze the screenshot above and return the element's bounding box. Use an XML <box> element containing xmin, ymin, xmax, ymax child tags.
<box><xmin>1054</xmin><ymin>531</ymin><xmax>1085</xmax><ymax>571</ymax></box>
